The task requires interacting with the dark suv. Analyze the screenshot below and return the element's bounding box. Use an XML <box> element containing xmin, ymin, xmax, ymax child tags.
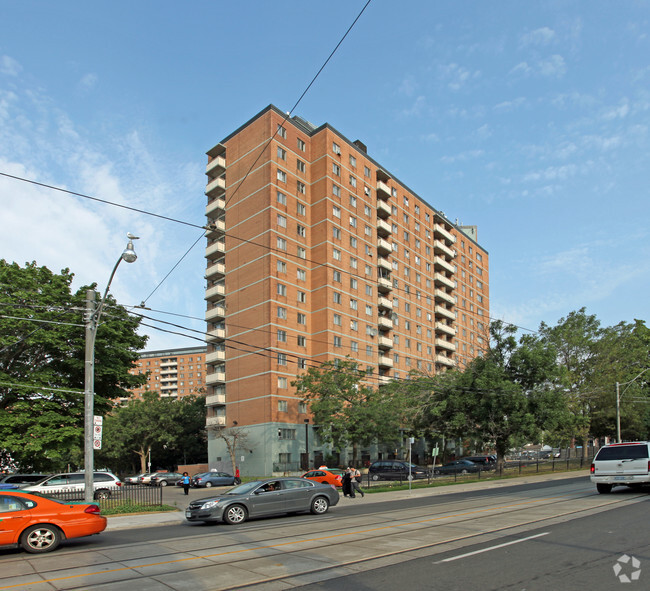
<box><xmin>368</xmin><ymin>460</ymin><xmax>429</xmax><ymax>481</ymax></box>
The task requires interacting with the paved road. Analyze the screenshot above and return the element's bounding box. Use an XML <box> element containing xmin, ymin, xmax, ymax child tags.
<box><xmin>2</xmin><ymin>472</ymin><xmax>647</xmax><ymax>590</ymax></box>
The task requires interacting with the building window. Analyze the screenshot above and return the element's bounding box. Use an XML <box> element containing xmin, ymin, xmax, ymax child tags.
<box><xmin>278</xmin><ymin>377</ymin><xmax>288</xmax><ymax>389</ymax></box>
<box><xmin>298</xmin><ymin>358</ymin><xmax>307</xmax><ymax>369</ymax></box>
<box><xmin>350</xmin><ymin>319</ymin><xmax>358</xmax><ymax>331</ymax></box>
<box><xmin>277</xmin><ymin>237</ymin><xmax>287</xmax><ymax>251</ymax></box>
<box><xmin>277</xmin><ymin>353</ymin><xmax>287</xmax><ymax>366</ymax></box>
<box><xmin>350</xmin><ymin>257</ymin><xmax>358</xmax><ymax>270</ymax></box>
<box><xmin>333</xmin><ymin>205</ymin><xmax>341</xmax><ymax>218</ymax></box>
<box><xmin>333</xmin><ymin>292</ymin><xmax>342</xmax><ymax>304</ymax></box>
<box><xmin>277</xmin><ymin>191</ymin><xmax>287</xmax><ymax>205</ymax></box>
<box><xmin>350</xmin><ymin>236</ymin><xmax>357</xmax><ymax>248</ymax></box>
<box><xmin>297</xmin><ymin>138</ymin><xmax>305</xmax><ymax>151</ymax></box>
<box><xmin>297</xmin><ymin>335</ymin><xmax>306</xmax><ymax>347</ymax></box>
<box><xmin>277</xmin><ymin>330</ymin><xmax>287</xmax><ymax>342</ymax></box>
<box><xmin>297</xmin><ymin>313</ymin><xmax>306</xmax><ymax>324</ymax></box>
<box><xmin>297</xmin><ymin>224</ymin><xmax>306</xmax><ymax>237</ymax></box>
<box><xmin>277</xmin><ymin>283</ymin><xmax>287</xmax><ymax>296</ymax></box>
<box><xmin>277</xmin><ymin>214</ymin><xmax>287</xmax><ymax>228</ymax></box>
<box><xmin>277</xmin><ymin>307</ymin><xmax>287</xmax><ymax>319</ymax></box>
<box><xmin>333</xmin><ymin>249</ymin><xmax>342</xmax><ymax>261</ymax></box>
<box><xmin>277</xmin><ymin>124</ymin><xmax>287</xmax><ymax>138</ymax></box>
<box><xmin>364</xmin><ymin>204</ymin><xmax>371</xmax><ymax>217</ymax></box>
<box><xmin>297</xmin><ymin>269</ymin><xmax>306</xmax><ymax>281</ymax></box>
<box><xmin>333</xmin><ymin>163</ymin><xmax>341</xmax><ymax>176</ymax></box>
<box><xmin>297</xmin><ymin>246</ymin><xmax>306</xmax><ymax>259</ymax></box>
<box><xmin>279</xmin><ymin>429</ymin><xmax>296</xmax><ymax>440</ymax></box>
<box><xmin>364</xmin><ymin>165</ymin><xmax>371</xmax><ymax>177</ymax></box>
<box><xmin>365</xmin><ymin>304</ymin><xmax>373</xmax><ymax>316</ymax></box>
<box><xmin>297</xmin><ymin>159</ymin><xmax>306</xmax><ymax>173</ymax></box>
<box><xmin>278</xmin><ymin>400</ymin><xmax>288</xmax><ymax>412</ymax></box>
<box><xmin>349</xmin><ymin>175</ymin><xmax>357</xmax><ymax>188</ymax></box>
<box><xmin>297</xmin><ymin>202</ymin><xmax>306</xmax><ymax>216</ymax></box>
<box><xmin>366</xmin><ymin>345</ymin><xmax>373</xmax><ymax>356</ymax></box>
<box><xmin>277</xmin><ymin>261</ymin><xmax>286</xmax><ymax>273</ymax></box>
<box><xmin>350</xmin><ymin>194</ymin><xmax>357</xmax><ymax>208</ymax></box>
<box><xmin>333</xmin><ymin>184</ymin><xmax>341</xmax><ymax>197</ymax></box>
<box><xmin>277</xmin><ymin>146</ymin><xmax>286</xmax><ymax>160</ymax></box>
<box><xmin>277</xmin><ymin>170</ymin><xmax>286</xmax><ymax>183</ymax></box>
<box><xmin>350</xmin><ymin>277</ymin><xmax>357</xmax><ymax>289</ymax></box>
<box><xmin>349</xmin><ymin>155</ymin><xmax>357</xmax><ymax>167</ymax></box>
<box><xmin>332</xmin><ymin>142</ymin><xmax>341</xmax><ymax>154</ymax></box>
<box><xmin>298</xmin><ymin>401</ymin><xmax>307</xmax><ymax>413</ymax></box>
<box><xmin>297</xmin><ymin>181</ymin><xmax>306</xmax><ymax>194</ymax></box>
<box><xmin>351</xmin><ymin>341</ymin><xmax>358</xmax><ymax>353</ymax></box>
<box><xmin>333</xmin><ymin>314</ymin><xmax>342</xmax><ymax>326</ymax></box>
<box><xmin>333</xmin><ymin>227</ymin><xmax>341</xmax><ymax>240</ymax></box>
<box><xmin>297</xmin><ymin>291</ymin><xmax>307</xmax><ymax>303</ymax></box>
<box><xmin>350</xmin><ymin>299</ymin><xmax>358</xmax><ymax>310</ymax></box>
<box><xmin>350</xmin><ymin>216</ymin><xmax>357</xmax><ymax>228</ymax></box>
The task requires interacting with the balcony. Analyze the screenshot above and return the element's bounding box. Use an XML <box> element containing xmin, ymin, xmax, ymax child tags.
<box><xmin>435</xmin><ymin>321</ymin><xmax>456</xmax><ymax>336</ymax></box>
<box><xmin>206</xmin><ymin>197</ymin><xmax>225</xmax><ymax>217</ymax></box>
<box><xmin>377</xmin><ymin>200</ymin><xmax>391</xmax><ymax>219</ymax></box>
<box><xmin>377</xmin><ymin>276</ymin><xmax>392</xmax><ymax>293</ymax></box>
<box><xmin>160</xmin><ymin>361</ymin><xmax>177</xmax><ymax>368</ymax></box>
<box><xmin>377</xmin><ymin>238</ymin><xmax>391</xmax><ymax>255</ymax></box>
<box><xmin>205</xmin><ymin>176</ymin><xmax>226</xmax><ymax>197</ymax></box>
<box><xmin>376</xmin><ymin>220</ymin><xmax>391</xmax><ymax>239</ymax></box>
<box><xmin>206</xmin><ymin>327</ymin><xmax>226</xmax><ymax>342</ymax></box>
<box><xmin>206</xmin><ymin>371</ymin><xmax>226</xmax><ymax>385</ymax></box>
<box><xmin>205</xmin><ymin>305</ymin><xmax>226</xmax><ymax>322</ymax></box>
<box><xmin>378</xmin><ymin>336</ymin><xmax>394</xmax><ymax>350</ymax></box>
<box><xmin>434</xmin><ymin>289</ymin><xmax>455</xmax><ymax>306</ymax></box>
<box><xmin>205</xmin><ymin>283</ymin><xmax>226</xmax><ymax>301</ymax></box>
<box><xmin>206</xmin><ymin>416</ymin><xmax>226</xmax><ymax>427</ymax></box>
<box><xmin>434</xmin><ymin>256</ymin><xmax>455</xmax><ymax>274</ymax></box>
<box><xmin>433</xmin><ymin>272</ymin><xmax>455</xmax><ymax>289</ymax></box>
<box><xmin>376</xmin><ymin>180</ymin><xmax>391</xmax><ymax>200</ymax></box>
<box><xmin>435</xmin><ymin>338</ymin><xmax>456</xmax><ymax>352</ymax></box>
<box><xmin>378</xmin><ymin>375</ymin><xmax>391</xmax><ymax>385</ymax></box>
<box><xmin>206</xmin><ymin>349</ymin><xmax>226</xmax><ymax>364</ymax></box>
<box><xmin>205</xmin><ymin>261</ymin><xmax>225</xmax><ymax>280</ymax></box>
<box><xmin>434</xmin><ymin>223</ymin><xmax>455</xmax><ymax>244</ymax></box>
<box><xmin>435</xmin><ymin>354</ymin><xmax>455</xmax><ymax>367</ymax></box>
<box><xmin>205</xmin><ymin>392</ymin><xmax>226</xmax><ymax>406</ymax></box>
<box><xmin>434</xmin><ymin>305</ymin><xmax>455</xmax><ymax>321</ymax></box>
<box><xmin>206</xmin><ymin>240</ymin><xmax>226</xmax><ymax>261</ymax></box>
<box><xmin>206</xmin><ymin>218</ymin><xmax>226</xmax><ymax>236</ymax></box>
<box><xmin>433</xmin><ymin>240</ymin><xmax>455</xmax><ymax>259</ymax></box>
<box><xmin>377</xmin><ymin>256</ymin><xmax>391</xmax><ymax>272</ymax></box>
<box><xmin>378</xmin><ymin>296</ymin><xmax>393</xmax><ymax>311</ymax></box>
<box><xmin>378</xmin><ymin>316</ymin><xmax>393</xmax><ymax>331</ymax></box>
<box><xmin>378</xmin><ymin>355</ymin><xmax>394</xmax><ymax>368</ymax></box>
<box><xmin>206</xmin><ymin>155</ymin><xmax>226</xmax><ymax>177</ymax></box>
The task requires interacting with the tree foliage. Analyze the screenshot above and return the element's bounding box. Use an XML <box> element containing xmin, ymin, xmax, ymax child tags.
<box><xmin>96</xmin><ymin>392</ymin><xmax>207</xmax><ymax>474</ymax></box>
<box><xmin>292</xmin><ymin>358</ymin><xmax>402</xmax><ymax>463</ymax></box>
<box><xmin>0</xmin><ymin>260</ymin><xmax>147</xmax><ymax>471</ymax></box>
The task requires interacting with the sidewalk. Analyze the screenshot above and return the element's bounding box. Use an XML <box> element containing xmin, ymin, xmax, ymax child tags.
<box><xmin>105</xmin><ymin>470</ymin><xmax>588</xmax><ymax>531</ymax></box>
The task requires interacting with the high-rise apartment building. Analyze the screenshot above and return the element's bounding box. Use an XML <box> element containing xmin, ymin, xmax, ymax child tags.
<box><xmin>204</xmin><ymin>105</ymin><xmax>489</xmax><ymax>475</ymax></box>
<box><xmin>128</xmin><ymin>346</ymin><xmax>207</xmax><ymax>402</ymax></box>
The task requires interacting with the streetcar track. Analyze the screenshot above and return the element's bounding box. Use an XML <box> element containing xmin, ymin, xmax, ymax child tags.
<box><xmin>0</xmin><ymin>487</ymin><xmax>646</xmax><ymax>590</ymax></box>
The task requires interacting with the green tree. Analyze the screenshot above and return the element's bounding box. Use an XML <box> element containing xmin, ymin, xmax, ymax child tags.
<box><xmin>0</xmin><ymin>260</ymin><xmax>146</xmax><ymax>471</ymax></box>
<box><xmin>97</xmin><ymin>392</ymin><xmax>207</xmax><ymax>474</ymax></box>
<box><xmin>292</xmin><ymin>358</ymin><xmax>401</xmax><ymax>464</ymax></box>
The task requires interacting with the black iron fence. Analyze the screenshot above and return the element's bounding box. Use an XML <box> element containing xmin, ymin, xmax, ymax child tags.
<box><xmin>361</xmin><ymin>453</ymin><xmax>596</xmax><ymax>488</ymax></box>
<box><xmin>37</xmin><ymin>484</ymin><xmax>164</xmax><ymax>510</ymax></box>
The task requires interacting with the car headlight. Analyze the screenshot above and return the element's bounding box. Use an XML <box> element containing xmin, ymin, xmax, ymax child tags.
<box><xmin>202</xmin><ymin>500</ymin><xmax>220</xmax><ymax>510</ymax></box>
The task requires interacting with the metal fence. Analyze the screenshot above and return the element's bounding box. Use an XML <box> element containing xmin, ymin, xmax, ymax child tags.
<box><xmin>37</xmin><ymin>484</ymin><xmax>164</xmax><ymax>509</ymax></box>
<box><xmin>361</xmin><ymin>453</ymin><xmax>596</xmax><ymax>488</ymax></box>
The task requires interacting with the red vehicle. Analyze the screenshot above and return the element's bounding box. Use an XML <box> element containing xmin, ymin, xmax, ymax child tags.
<box><xmin>301</xmin><ymin>468</ymin><xmax>344</xmax><ymax>488</ymax></box>
<box><xmin>0</xmin><ymin>489</ymin><xmax>107</xmax><ymax>553</ymax></box>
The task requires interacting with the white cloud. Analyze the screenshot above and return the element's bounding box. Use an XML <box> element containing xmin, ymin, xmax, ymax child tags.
<box><xmin>440</xmin><ymin>149</ymin><xmax>484</xmax><ymax>164</ymax></box>
<box><xmin>439</xmin><ymin>63</ymin><xmax>480</xmax><ymax>91</ymax></box>
<box><xmin>78</xmin><ymin>73</ymin><xmax>98</xmax><ymax>93</ymax></box>
<box><xmin>509</xmin><ymin>61</ymin><xmax>531</xmax><ymax>76</ymax></box>
<box><xmin>602</xmin><ymin>100</ymin><xmax>630</xmax><ymax>120</ymax></box>
<box><xmin>538</xmin><ymin>54</ymin><xmax>567</xmax><ymax>77</ymax></box>
<box><xmin>519</xmin><ymin>27</ymin><xmax>556</xmax><ymax>48</ymax></box>
<box><xmin>400</xmin><ymin>95</ymin><xmax>426</xmax><ymax>117</ymax></box>
<box><xmin>0</xmin><ymin>55</ymin><xmax>22</xmax><ymax>76</ymax></box>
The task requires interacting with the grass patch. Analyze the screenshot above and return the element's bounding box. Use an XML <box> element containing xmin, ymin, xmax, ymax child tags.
<box><xmin>101</xmin><ymin>499</ymin><xmax>178</xmax><ymax>516</ymax></box>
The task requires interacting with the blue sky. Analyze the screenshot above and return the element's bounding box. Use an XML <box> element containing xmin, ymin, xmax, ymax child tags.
<box><xmin>1</xmin><ymin>0</ymin><xmax>648</xmax><ymax>350</ymax></box>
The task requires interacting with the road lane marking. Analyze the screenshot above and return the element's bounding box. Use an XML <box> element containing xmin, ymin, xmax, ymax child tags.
<box><xmin>435</xmin><ymin>532</ymin><xmax>550</xmax><ymax>563</ymax></box>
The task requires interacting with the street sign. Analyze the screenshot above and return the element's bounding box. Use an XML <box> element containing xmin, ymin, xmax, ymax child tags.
<box><xmin>93</xmin><ymin>416</ymin><xmax>103</xmax><ymax>426</ymax></box>
<box><xmin>93</xmin><ymin>439</ymin><xmax>102</xmax><ymax>450</ymax></box>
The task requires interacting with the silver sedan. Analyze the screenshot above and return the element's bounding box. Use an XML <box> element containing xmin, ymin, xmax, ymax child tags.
<box><xmin>184</xmin><ymin>477</ymin><xmax>339</xmax><ymax>525</ymax></box>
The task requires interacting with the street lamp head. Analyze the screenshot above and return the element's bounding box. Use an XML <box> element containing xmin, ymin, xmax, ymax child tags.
<box><xmin>122</xmin><ymin>234</ymin><xmax>139</xmax><ymax>264</ymax></box>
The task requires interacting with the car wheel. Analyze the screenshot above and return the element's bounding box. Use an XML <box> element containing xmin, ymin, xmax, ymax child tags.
<box><xmin>461</xmin><ymin>469</ymin><xmax>468</xmax><ymax>474</ymax></box>
<box><xmin>597</xmin><ymin>483</ymin><xmax>613</xmax><ymax>494</ymax></box>
<box><xmin>310</xmin><ymin>496</ymin><xmax>330</xmax><ymax>515</ymax></box>
<box><xmin>94</xmin><ymin>489</ymin><xmax>110</xmax><ymax>500</ymax></box>
<box><xmin>234</xmin><ymin>478</ymin><xmax>241</xmax><ymax>485</ymax></box>
<box><xmin>205</xmin><ymin>482</ymin><xmax>213</xmax><ymax>488</ymax></box>
<box><xmin>371</xmin><ymin>474</ymin><xmax>380</xmax><ymax>481</ymax></box>
<box><xmin>434</xmin><ymin>469</ymin><xmax>440</xmax><ymax>475</ymax></box>
<box><xmin>223</xmin><ymin>504</ymin><xmax>247</xmax><ymax>524</ymax></box>
<box><xmin>159</xmin><ymin>480</ymin><xmax>168</xmax><ymax>487</ymax></box>
<box><xmin>20</xmin><ymin>525</ymin><xmax>61</xmax><ymax>554</ymax></box>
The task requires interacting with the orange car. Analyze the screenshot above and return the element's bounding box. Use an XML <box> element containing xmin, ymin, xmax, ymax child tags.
<box><xmin>0</xmin><ymin>489</ymin><xmax>107</xmax><ymax>553</ymax></box>
<box><xmin>301</xmin><ymin>468</ymin><xmax>344</xmax><ymax>488</ymax></box>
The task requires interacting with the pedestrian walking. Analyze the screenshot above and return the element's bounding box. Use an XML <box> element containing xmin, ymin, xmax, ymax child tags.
<box><xmin>235</xmin><ymin>466</ymin><xmax>241</xmax><ymax>485</ymax></box>
<box><xmin>351</xmin><ymin>466</ymin><xmax>365</xmax><ymax>498</ymax></box>
<box><xmin>181</xmin><ymin>471</ymin><xmax>191</xmax><ymax>495</ymax></box>
<box><xmin>341</xmin><ymin>468</ymin><xmax>355</xmax><ymax>498</ymax></box>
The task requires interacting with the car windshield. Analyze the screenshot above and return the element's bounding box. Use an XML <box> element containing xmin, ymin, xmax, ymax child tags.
<box><xmin>225</xmin><ymin>481</ymin><xmax>263</xmax><ymax>495</ymax></box>
<box><xmin>596</xmin><ymin>445</ymin><xmax>649</xmax><ymax>460</ymax></box>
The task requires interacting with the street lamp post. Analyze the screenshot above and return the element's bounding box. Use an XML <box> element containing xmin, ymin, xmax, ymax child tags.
<box><xmin>84</xmin><ymin>235</ymin><xmax>138</xmax><ymax>502</ymax></box>
<box><xmin>304</xmin><ymin>419</ymin><xmax>310</xmax><ymax>470</ymax></box>
<box><xmin>616</xmin><ymin>367</ymin><xmax>650</xmax><ymax>444</ymax></box>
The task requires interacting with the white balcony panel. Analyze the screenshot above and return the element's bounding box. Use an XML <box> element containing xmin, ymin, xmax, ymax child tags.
<box><xmin>377</xmin><ymin>200</ymin><xmax>391</xmax><ymax>219</ymax></box>
<box><xmin>206</xmin><ymin>197</ymin><xmax>225</xmax><ymax>217</ymax></box>
<box><xmin>206</xmin><ymin>416</ymin><xmax>226</xmax><ymax>426</ymax></box>
<box><xmin>377</xmin><ymin>219</ymin><xmax>392</xmax><ymax>236</ymax></box>
<box><xmin>378</xmin><ymin>336</ymin><xmax>394</xmax><ymax>349</ymax></box>
<box><xmin>205</xmin><ymin>393</ymin><xmax>226</xmax><ymax>406</ymax></box>
<box><xmin>435</xmin><ymin>289</ymin><xmax>455</xmax><ymax>306</ymax></box>
<box><xmin>206</xmin><ymin>155</ymin><xmax>226</xmax><ymax>177</ymax></box>
<box><xmin>205</xmin><ymin>261</ymin><xmax>225</xmax><ymax>280</ymax></box>
<box><xmin>435</xmin><ymin>321</ymin><xmax>456</xmax><ymax>336</ymax></box>
<box><xmin>434</xmin><ymin>240</ymin><xmax>456</xmax><ymax>259</ymax></box>
<box><xmin>434</xmin><ymin>223</ymin><xmax>456</xmax><ymax>243</ymax></box>
<box><xmin>436</xmin><ymin>354</ymin><xmax>456</xmax><ymax>367</ymax></box>
<box><xmin>434</xmin><ymin>256</ymin><xmax>455</xmax><ymax>274</ymax></box>
<box><xmin>206</xmin><ymin>241</ymin><xmax>226</xmax><ymax>260</ymax></box>
<box><xmin>206</xmin><ymin>372</ymin><xmax>226</xmax><ymax>385</ymax></box>
<box><xmin>205</xmin><ymin>176</ymin><xmax>226</xmax><ymax>196</ymax></box>
<box><xmin>376</xmin><ymin>180</ymin><xmax>391</xmax><ymax>200</ymax></box>
<box><xmin>377</xmin><ymin>238</ymin><xmax>391</xmax><ymax>255</ymax></box>
<box><xmin>205</xmin><ymin>305</ymin><xmax>226</xmax><ymax>322</ymax></box>
<box><xmin>435</xmin><ymin>305</ymin><xmax>455</xmax><ymax>321</ymax></box>
<box><xmin>206</xmin><ymin>328</ymin><xmax>226</xmax><ymax>342</ymax></box>
<box><xmin>206</xmin><ymin>350</ymin><xmax>226</xmax><ymax>364</ymax></box>
<box><xmin>377</xmin><ymin>257</ymin><xmax>391</xmax><ymax>272</ymax></box>
<box><xmin>378</xmin><ymin>355</ymin><xmax>394</xmax><ymax>368</ymax></box>
<box><xmin>205</xmin><ymin>284</ymin><xmax>226</xmax><ymax>300</ymax></box>
<box><xmin>434</xmin><ymin>272</ymin><xmax>455</xmax><ymax>289</ymax></box>
<box><xmin>378</xmin><ymin>316</ymin><xmax>393</xmax><ymax>330</ymax></box>
<box><xmin>435</xmin><ymin>338</ymin><xmax>456</xmax><ymax>352</ymax></box>
<box><xmin>378</xmin><ymin>296</ymin><xmax>393</xmax><ymax>311</ymax></box>
<box><xmin>378</xmin><ymin>277</ymin><xmax>392</xmax><ymax>292</ymax></box>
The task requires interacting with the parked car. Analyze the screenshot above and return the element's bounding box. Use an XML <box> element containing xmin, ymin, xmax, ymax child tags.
<box><xmin>185</xmin><ymin>477</ymin><xmax>339</xmax><ymax>525</ymax></box>
<box><xmin>123</xmin><ymin>473</ymin><xmax>147</xmax><ymax>485</ymax></box>
<box><xmin>590</xmin><ymin>441</ymin><xmax>650</xmax><ymax>494</ymax></box>
<box><xmin>190</xmin><ymin>472</ymin><xmax>240</xmax><ymax>488</ymax></box>
<box><xmin>22</xmin><ymin>472</ymin><xmax>122</xmax><ymax>500</ymax></box>
<box><xmin>461</xmin><ymin>455</ymin><xmax>496</xmax><ymax>470</ymax></box>
<box><xmin>149</xmin><ymin>472</ymin><xmax>184</xmax><ymax>487</ymax></box>
<box><xmin>0</xmin><ymin>488</ymin><xmax>106</xmax><ymax>553</ymax></box>
<box><xmin>0</xmin><ymin>473</ymin><xmax>48</xmax><ymax>486</ymax></box>
<box><xmin>368</xmin><ymin>460</ymin><xmax>429</xmax><ymax>481</ymax></box>
<box><xmin>138</xmin><ymin>473</ymin><xmax>155</xmax><ymax>485</ymax></box>
<box><xmin>433</xmin><ymin>460</ymin><xmax>481</xmax><ymax>475</ymax></box>
<box><xmin>301</xmin><ymin>468</ymin><xmax>344</xmax><ymax>487</ymax></box>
